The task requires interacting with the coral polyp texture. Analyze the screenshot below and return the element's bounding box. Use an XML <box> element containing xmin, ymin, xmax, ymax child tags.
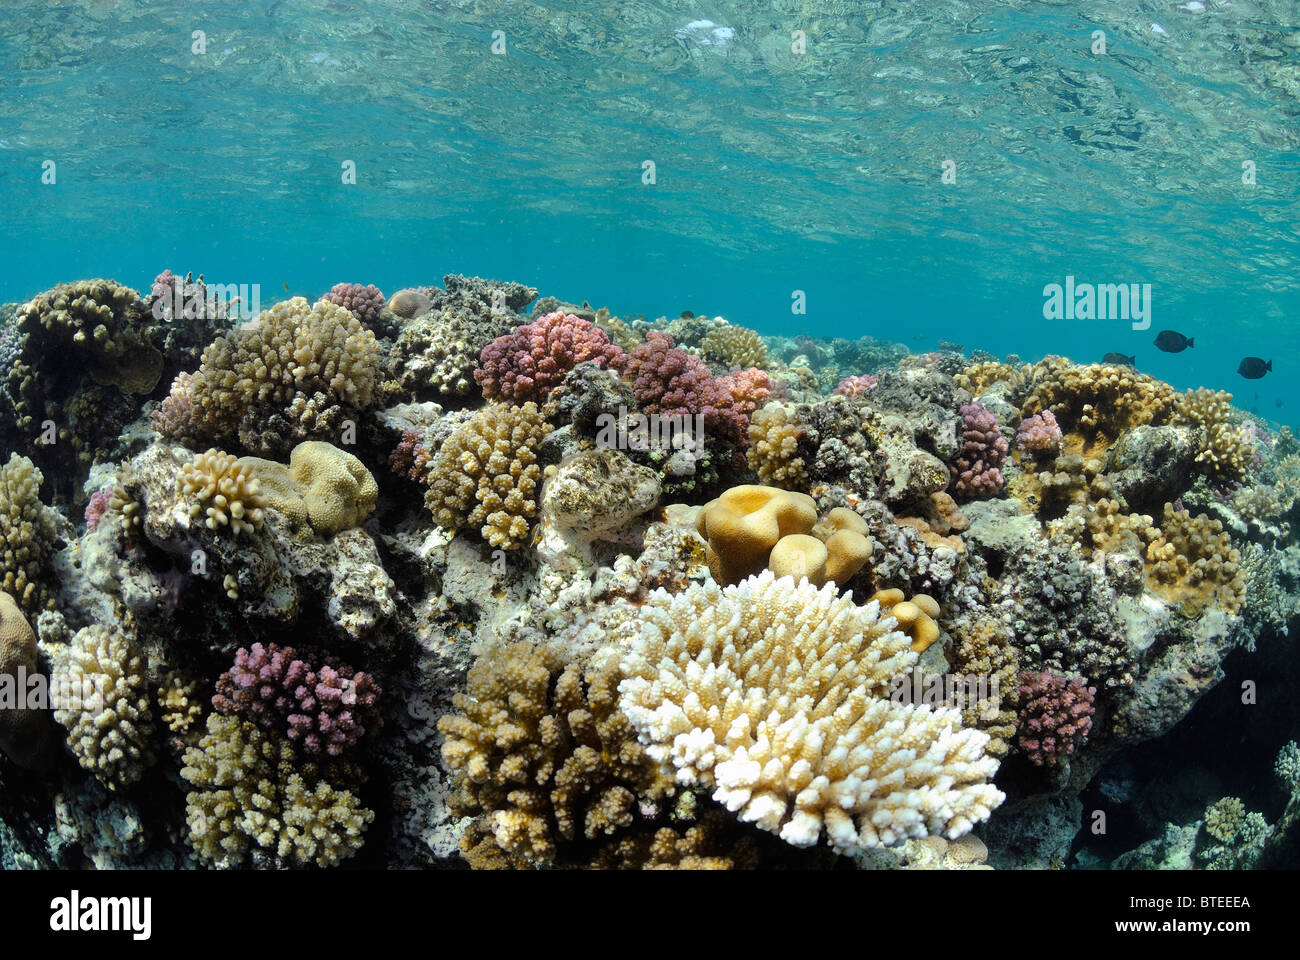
<box><xmin>618</xmin><ymin>572</ymin><xmax>1005</xmax><ymax>853</ymax></box>
<box><xmin>475</xmin><ymin>310</ymin><xmax>622</xmax><ymax>403</ymax></box>
<box><xmin>321</xmin><ymin>282</ymin><xmax>385</xmax><ymax>328</ymax></box>
<box><xmin>1</xmin><ymin>274</ymin><xmax>1296</xmax><ymax>874</ymax></box>
<box><xmin>153</xmin><ymin>296</ymin><xmax>380</xmax><ymax>456</ymax></box>
<box><xmin>212</xmin><ymin>642</ymin><xmax>381</xmax><ymax>756</ymax></box>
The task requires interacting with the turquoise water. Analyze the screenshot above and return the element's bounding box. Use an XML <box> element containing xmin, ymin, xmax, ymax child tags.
<box><xmin>1</xmin><ymin>0</ymin><xmax>1296</xmax><ymax>418</ymax></box>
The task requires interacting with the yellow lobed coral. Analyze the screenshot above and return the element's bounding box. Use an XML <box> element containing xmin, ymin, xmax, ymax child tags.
<box><xmin>1022</xmin><ymin>363</ymin><xmax>1177</xmax><ymax>446</ymax></box>
<box><xmin>0</xmin><ymin>453</ymin><xmax>57</xmax><ymax>613</ymax></box>
<box><xmin>618</xmin><ymin>571</ymin><xmax>1004</xmax><ymax>853</ymax></box>
<box><xmin>179</xmin><ymin>448</ymin><xmax>266</xmax><ymax>535</ymax></box>
<box><xmin>1173</xmin><ymin>388</ymin><xmax>1255</xmax><ymax>485</ymax></box>
<box><xmin>0</xmin><ymin>591</ymin><xmax>55</xmax><ymax>769</ymax></box>
<box><xmin>746</xmin><ymin>404</ymin><xmax>808</xmax><ymax>489</ymax></box>
<box><xmin>51</xmin><ymin>623</ymin><xmax>155</xmax><ymax>791</ymax></box>
<box><xmin>1146</xmin><ymin>504</ymin><xmax>1245</xmax><ymax>615</ymax></box>
<box><xmin>699</xmin><ymin>323</ymin><xmax>768</xmax><ymax>369</ymax></box>
<box><xmin>438</xmin><ymin>643</ymin><xmax>673</xmax><ymax>868</ymax></box>
<box><xmin>171</xmin><ymin>297</ymin><xmax>379</xmax><ymax>448</ymax></box>
<box><xmin>181</xmin><ymin>713</ymin><xmax>373</xmax><ymax>869</ymax></box>
<box><xmin>424</xmin><ymin>401</ymin><xmax>552</xmax><ymax>550</ymax></box>
<box><xmin>240</xmin><ymin>441</ymin><xmax>377</xmax><ymax>536</ymax></box>
<box><xmin>696</xmin><ymin>485</ymin><xmax>872</xmax><ymax>589</ymax></box>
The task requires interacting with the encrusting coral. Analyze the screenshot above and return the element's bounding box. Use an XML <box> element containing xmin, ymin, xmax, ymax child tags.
<box><xmin>0</xmin><ymin>453</ymin><xmax>58</xmax><ymax>613</ymax></box>
<box><xmin>181</xmin><ymin>713</ymin><xmax>373</xmax><ymax>869</ymax></box>
<box><xmin>239</xmin><ymin>441</ymin><xmax>377</xmax><ymax>536</ymax></box>
<box><xmin>1146</xmin><ymin>504</ymin><xmax>1245</xmax><ymax>615</ymax></box>
<box><xmin>618</xmin><ymin>571</ymin><xmax>1004</xmax><ymax>853</ymax></box>
<box><xmin>424</xmin><ymin>401</ymin><xmax>552</xmax><ymax>549</ymax></box>
<box><xmin>50</xmin><ymin>623</ymin><xmax>155</xmax><ymax>791</ymax></box>
<box><xmin>437</xmin><ymin>642</ymin><xmax>674</xmax><ymax>868</ymax></box>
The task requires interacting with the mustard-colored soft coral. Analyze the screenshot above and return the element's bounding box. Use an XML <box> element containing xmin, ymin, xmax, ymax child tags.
<box><xmin>51</xmin><ymin>623</ymin><xmax>155</xmax><ymax>791</ymax></box>
<box><xmin>181</xmin><ymin>713</ymin><xmax>372</xmax><ymax>869</ymax></box>
<box><xmin>166</xmin><ymin>297</ymin><xmax>380</xmax><ymax>454</ymax></box>
<box><xmin>437</xmin><ymin>643</ymin><xmax>673</xmax><ymax>868</ymax></box>
<box><xmin>1146</xmin><ymin>504</ymin><xmax>1245</xmax><ymax>615</ymax></box>
<box><xmin>179</xmin><ymin>448</ymin><xmax>266</xmax><ymax>536</ymax></box>
<box><xmin>1173</xmin><ymin>388</ymin><xmax>1255</xmax><ymax>486</ymax></box>
<box><xmin>423</xmin><ymin>401</ymin><xmax>552</xmax><ymax>550</ymax></box>
<box><xmin>1023</xmin><ymin>363</ymin><xmax>1177</xmax><ymax>447</ymax></box>
<box><xmin>0</xmin><ymin>453</ymin><xmax>57</xmax><ymax>613</ymax></box>
<box><xmin>618</xmin><ymin>571</ymin><xmax>1005</xmax><ymax>853</ymax></box>
<box><xmin>746</xmin><ymin>404</ymin><xmax>808</xmax><ymax>489</ymax></box>
<box><xmin>699</xmin><ymin>323</ymin><xmax>768</xmax><ymax>369</ymax></box>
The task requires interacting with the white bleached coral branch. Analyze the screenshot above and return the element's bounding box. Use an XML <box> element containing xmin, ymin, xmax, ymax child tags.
<box><xmin>618</xmin><ymin>571</ymin><xmax>1004</xmax><ymax>853</ymax></box>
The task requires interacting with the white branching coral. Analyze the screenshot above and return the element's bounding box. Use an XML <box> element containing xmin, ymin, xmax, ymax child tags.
<box><xmin>618</xmin><ymin>571</ymin><xmax>1004</xmax><ymax>853</ymax></box>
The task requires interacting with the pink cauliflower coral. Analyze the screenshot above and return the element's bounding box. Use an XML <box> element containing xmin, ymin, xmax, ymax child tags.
<box><xmin>212</xmin><ymin>642</ymin><xmax>382</xmax><ymax>756</ymax></box>
<box><xmin>1016</xmin><ymin>410</ymin><xmax>1063</xmax><ymax>455</ymax></box>
<box><xmin>1017</xmin><ymin>670</ymin><xmax>1096</xmax><ymax>766</ymax></box>
<box><xmin>476</xmin><ymin>310</ymin><xmax>623</xmax><ymax>403</ymax></box>
<box><xmin>717</xmin><ymin>367</ymin><xmax>773</xmax><ymax>419</ymax></box>
<box><xmin>949</xmin><ymin>401</ymin><xmax>1008</xmax><ymax>500</ymax></box>
<box><xmin>612</xmin><ymin>332</ymin><xmax>746</xmax><ymax>445</ymax></box>
<box><xmin>84</xmin><ymin>486</ymin><xmax>113</xmax><ymax>532</ymax></box>
<box><xmin>833</xmin><ymin>374</ymin><xmax>878</xmax><ymax>397</ymax></box>
<box><xmin>322</xmin><ymin>282</ymin><xmax>386</xmax><ymax>327</ymax></box>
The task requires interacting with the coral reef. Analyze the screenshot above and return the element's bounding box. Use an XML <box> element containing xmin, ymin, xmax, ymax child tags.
<box><xmin>949</xmin><ymin>402</ymin><xmax>1008</xmax><ymax>500</ymax></box>
<box><xmin>321</xmin><ymin>282</ymin><xmax>385</xmax><ymax>328</ymax></box>
<box><xmin>746</xmin><ymin>404</ymin><xmax>808</xmax><ymax>489</ymax></box>
<box><xmin>699</xmin><ymin>322</ymin><xmax>767</xmax><ymax>370</ymax></box>
<box><xmin>0</xmin><ymin>591</ymin><xmax>55</xmax><ymax>769</ymax></box>
<box><xmin>0</xmin><ymin>453</ymin><xmax>58</xmax><ymax>613</ymax></box>
<box><xmin>178</xmin><ymin>448</ymin><xmax>266</xmax><ymax>536</ymax></box>
<box><xmin>240</xmin><ymin>441</ymin><xmax>377</xmax><ymax>536</ymax></box>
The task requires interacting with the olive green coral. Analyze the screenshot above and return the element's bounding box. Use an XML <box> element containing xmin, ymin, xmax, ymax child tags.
<box><xmin>0</xmin><ymin>453</ymin><xmax>58</xmax><ymax>613</ymax></box>
<box><xmin>1146</xmin><ymin>504</ymin><xmax>1245</xmax><ymax>615</ymax></box>
<box><xmin>181</xmin><ymin>713</ymin><xmax>373</xmax><ymax>869</ymax></box>
<box><xmin>424</xmin><ymin>401</ymin><xmax>552</xmax><ymax>550</ymax></box>
<box><xmin>438</xmin><ymin>642</ymin><xmax>673</xmax><ymax>868</ymax></box>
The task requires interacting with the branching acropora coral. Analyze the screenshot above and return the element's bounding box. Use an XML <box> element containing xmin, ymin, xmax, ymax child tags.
<box><xmin>178</xmin><ymin>448</ymin><xmax>265</xmax><ymax>535</ymax></box>
<box><xmin>212</xmin><ymin>642</ymin><xmax>381</xmax><ymax>756</ymax></box>
<box><xmin>424</xmin><ymin>401</ymin><xmax>552</xmax><ymax>549</ymax></box>
<box><xmin>618</xmin><ymin>571</ymin><xmax>1005</xmax><ymax>853</ymax></box>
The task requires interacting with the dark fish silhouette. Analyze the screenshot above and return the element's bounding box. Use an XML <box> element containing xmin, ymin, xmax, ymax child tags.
<box><xmin>1154</xmin><ymin>330</ymin><xmax>1193</xmax><ymax>352</ymax></box>
<box><xmin>1277</xmin><ymin>398</ymin><xmax>1285</xmax><ymax>408</ymax></box>
<box><xmin>282</xmin><ymin>281</ymin><xmax>290</xmax><ymax>292</ymax></box>
<box><xmin>1238</xmin><ymin>357</ymin><xmax>1271</xmax><ymax>379</ymax></box>
<box><xmin>1102</xmin><ymin>352</ymin><xmax>1135</xmax><ymax>367</ymax></box>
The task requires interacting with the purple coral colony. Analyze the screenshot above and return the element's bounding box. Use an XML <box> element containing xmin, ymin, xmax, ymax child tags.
<box><xmin>0</xmin><ymin>272</ymin><xmax>1297</xmax><ymax>872</ymax></box>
